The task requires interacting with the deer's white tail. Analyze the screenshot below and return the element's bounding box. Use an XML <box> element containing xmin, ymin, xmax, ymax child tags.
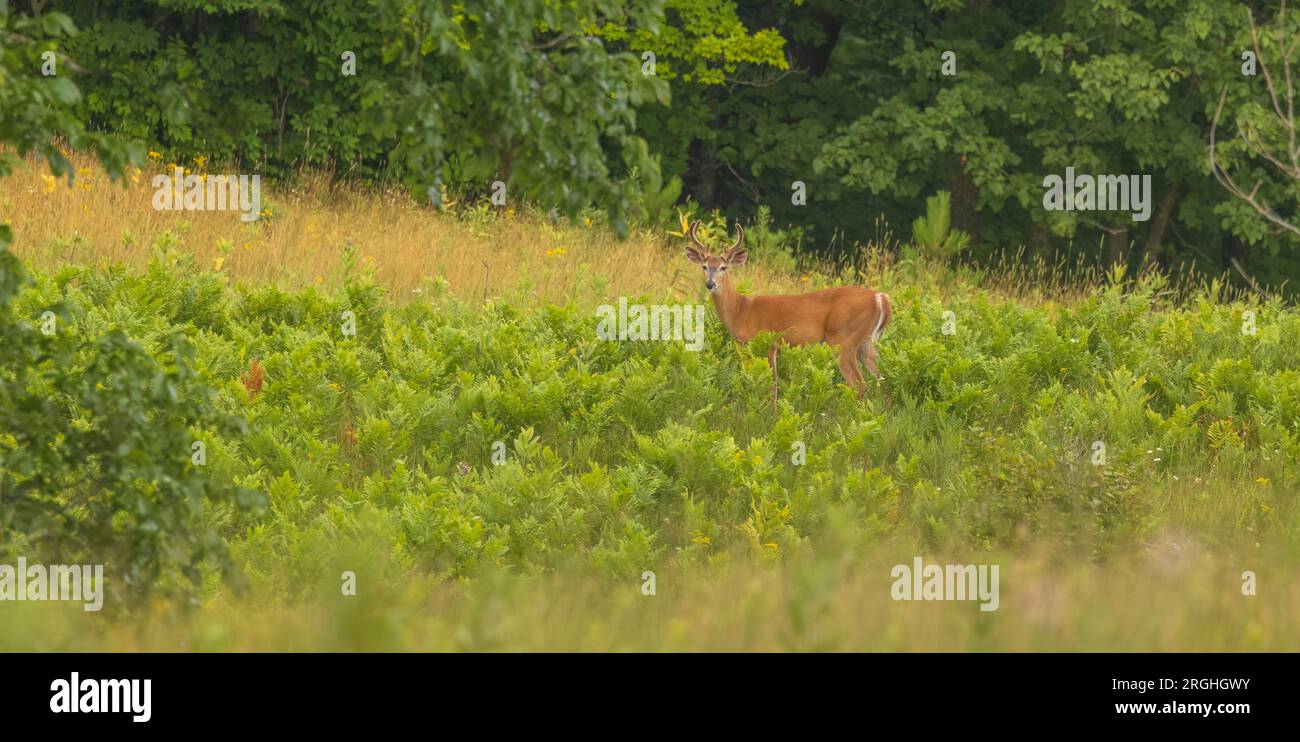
<box><xmin>871</xmin><ymin>292</ymin><xmax>892</xmax><ymax>343</ymax></box>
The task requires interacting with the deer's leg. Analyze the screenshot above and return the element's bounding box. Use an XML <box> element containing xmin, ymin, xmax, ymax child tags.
<box><xmin>838</xmin><ymin>344</ymin><xmax>867</xmax><ymax>396</ymax></box>
<box><xmin>767</xmin><ymin>344</ymin><xmax>779</xmax><ymax>411</ymax></box>
<box><xmin>858</xmin><ymin>338</ymin><xmax>890</xmax><ymax>405</ymax></box>
<box><xmin>859</xmin><ymin>339</ymin><xmax>881</xmax><ymax>381</ymax></box>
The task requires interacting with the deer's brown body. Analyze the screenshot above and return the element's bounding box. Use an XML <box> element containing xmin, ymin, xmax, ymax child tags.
<box><xmin>686</xmin><ymin>221</ymin><xmax>892</xmax><ymax>399</ymax></box>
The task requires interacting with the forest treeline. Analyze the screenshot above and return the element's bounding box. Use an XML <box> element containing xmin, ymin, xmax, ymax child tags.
<box><xmin>6</xmin><ymin>1</ymin><xmax>1300</xmax><ymax>290</ymax></box>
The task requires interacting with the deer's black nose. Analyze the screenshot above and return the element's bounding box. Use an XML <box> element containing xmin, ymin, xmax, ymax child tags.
<box><xmin>705</xmin><ymin>279</ymin><xmax>716</xmax><ymax>290</ymax></box>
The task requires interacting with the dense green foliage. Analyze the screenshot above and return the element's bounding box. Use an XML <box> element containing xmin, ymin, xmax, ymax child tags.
<box><xmin>32</xmin><ymin>0</ymin><xmax>784</xmax><ymax>234</ymax></box>
<box><xmin>3</xmin><ymin>243</ymin><xmax>1295</xmax><ymax>601</ymax></box>
<box><xmin>0</xmin><ymin>248</ymin><xmax>261</xmax><ymax>604</ymax></box>
<box><xmin>714</xmin><ymin>1</ymin><xmax>1300</xmax><ymax>285</ymax></box>
<box><xmin>0</xmin><ymin>5</ymin><xmax>139</xmax><ymax>182</ymax></box>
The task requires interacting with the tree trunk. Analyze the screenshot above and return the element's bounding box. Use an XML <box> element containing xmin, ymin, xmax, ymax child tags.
<box><xmin>1029</xmin><ymin>223</ymin><xmax>1053</xmax><ymax>261</ymax></box>
<box><xmin>1138</xmin><ymin>182</ymin><xmax>1181</xmax><ymax>269</ymax></box>
<box><xmin>784</xmin><ymin>6</ymin><xmax>843</xmax><ymax>76</ymax></box>
<box><xmin>949</xmin><ymin>155</ymin><xmax>981</xmax><ymax>247</ymax></box>
<box><xmin>1106</xmin><ymin>225</ymin><xmax>1130</xmax><ymax>271</ymax></box>
<box><xmin>688</xmin><ymin>139</ymin><xmax>719</xmax><ymax>209</ymax></box>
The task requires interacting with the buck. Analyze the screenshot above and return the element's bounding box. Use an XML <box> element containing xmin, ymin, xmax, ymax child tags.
<box><xmin>684</xmin><ymin>220</ymin><xmax>892</xmax><ymax>404</ymax></box>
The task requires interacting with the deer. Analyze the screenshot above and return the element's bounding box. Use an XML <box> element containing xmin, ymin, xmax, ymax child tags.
<box><xmin>684</xmin><ymin>220</ymin><xmax>892</xmax><ymax>407</ymax></box>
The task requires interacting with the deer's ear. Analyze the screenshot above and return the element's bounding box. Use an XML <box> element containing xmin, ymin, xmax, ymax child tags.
<box><xmin>725</xmin><ymin>248</ymin><xmax>748</xmax><ymax>267</ymax></box>
<box><xmin>685</xmin><ymin>246</ymin><xmax>707</xmax><ymax>264</ymax></box>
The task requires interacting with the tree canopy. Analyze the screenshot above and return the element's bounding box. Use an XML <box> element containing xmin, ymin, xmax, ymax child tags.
<box><xmin>4</xmin><ymin>0</ymin><xmax>1300</xmax><ymax>288</ymax></box>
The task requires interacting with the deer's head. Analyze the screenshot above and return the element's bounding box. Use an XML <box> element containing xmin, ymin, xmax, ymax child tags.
<box><xmin>684</xmin><ymin>220</ymin><xmax>746</xmax><ymax>294</ymax></box>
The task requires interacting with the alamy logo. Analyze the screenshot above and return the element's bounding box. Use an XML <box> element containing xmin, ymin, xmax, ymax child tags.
<box><xmin>1042</xmin><ymin>167</ymin><xmax>1152</xmax><ymax>222</ymax></box>
<box><xmin>50</xmin><ymin>673</ymin><xmax>151</xmax><ymax>722</ymax></box>
<box><xmin>596</xmin><ymin>298</ymin><xmax>707</xmax><ymax>351</ymax></box>
<box><xmin>890</xmin><ymin>555</ymin><xmax>1000</xmax><ymax>611</ymax></box>
<box><xmin>151</xmin><ymin>166</ymin><xmax>261</xmax><ymax>222</ymax></box>
<box><xmin>0</xmin><ymin>557</ymin><xmax>103</xmax><ymax>611</ymax></box>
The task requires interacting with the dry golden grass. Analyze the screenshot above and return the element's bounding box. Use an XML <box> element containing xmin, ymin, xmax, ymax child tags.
<box><xmin>1</xmin><ymin>152</ymin><xmax>814</xmax><ymax>307</ymax></box>
<box><xmin>2</xmin><ymin>151</ymin><xmax>1271</xmax><ymax>318</ymax></box>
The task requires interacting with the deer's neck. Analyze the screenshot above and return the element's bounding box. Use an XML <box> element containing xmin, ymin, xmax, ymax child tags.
<box><xmin>711</xmin><ymin>276</ymin><xmax>749</xmax><ymax>338</ymax></box>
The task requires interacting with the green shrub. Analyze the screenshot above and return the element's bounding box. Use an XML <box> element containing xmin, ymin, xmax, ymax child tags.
<box><xmin>0</xmin><ymin>247</ymin><xmax>262</xmax><ymax>605</ymax></box>
<box><xmin>909</xmin><ymin>191</ymin><xmax>970</xmax><ymax>262</ymax></box>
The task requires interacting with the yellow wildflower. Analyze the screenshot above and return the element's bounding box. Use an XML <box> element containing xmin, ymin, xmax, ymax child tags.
<box><xmin>667</xmin><ymin>209</ymin><xmax>690</xmax><ymax>238</ymax></box>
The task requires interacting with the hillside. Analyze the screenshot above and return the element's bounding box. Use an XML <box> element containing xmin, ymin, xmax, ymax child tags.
<box><xmin>2</xmin><ymin>159</ymin><xmax>1297</xmax><ymax>650</ymax></box>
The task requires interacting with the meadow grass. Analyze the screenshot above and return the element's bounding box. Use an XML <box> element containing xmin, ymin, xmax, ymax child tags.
<box><xmin>1</xmin><ymin>154</ymin><xmax>1296</xmax><ymax>651</ymax></box>
<box><xmin>1</xmin><ymin>153</ymin><xmax>813</xmax><ymax>306</ymax></box>
<box><xmin>3</xmin><ymin>544</ymin><xmax>1295</xmax><ymax>651</ymax></box>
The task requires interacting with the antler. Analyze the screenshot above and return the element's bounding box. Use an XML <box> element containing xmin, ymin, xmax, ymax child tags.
<box><xmin>689</xmin><ymin>220</ymin><xmax>708</xmax><ymax>250</ymax></box>
<box><xmin>727</xmin><ymin>223</ymin><xmax>745</xmax><ymax>254</ymax></box>
<box><xmin>689</xmin><ymin>220</ymin><xmax>744</xmax><ymax>253</ymax></box>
